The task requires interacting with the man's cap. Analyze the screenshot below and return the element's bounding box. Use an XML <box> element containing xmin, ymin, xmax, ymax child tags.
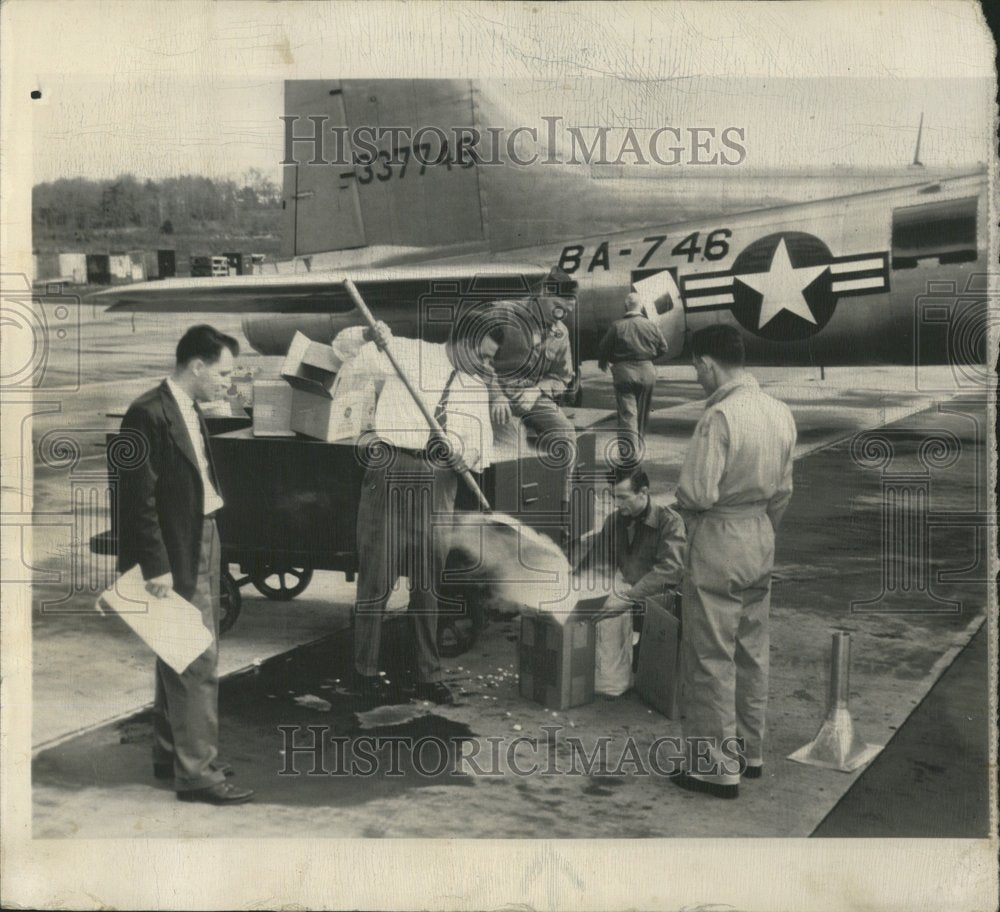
<box><xmin>541</xmin><ymin>266</ymin><xmax>578</xmax><ymax>299</ymax></box>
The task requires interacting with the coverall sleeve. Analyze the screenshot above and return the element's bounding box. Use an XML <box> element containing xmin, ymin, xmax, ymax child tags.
<box><xmin>653</xmin><ymin>324</ymin><xmax>669</xmax><ymax>358</ymax></box>
<box><xmin>542</xmin><ymin>326</ymin><xmax>575</xmax><ymax>395</ymax></box>
<box><xmin>596</xmin><ymin>325</ymin><xmax>616</xmax><ymax>371</ymax></box>
<box><xmin>489</xmin><ymin>315</ymin><xmax>530</xmax><ymax>405</ymax></box>
<box><xmin>117</xmin><ymin>406</ymin><xmax>171</xmax><ymax>581</ymax></box>
<box><xmin>624</xmin><ymin>509</ymin><xmax>687</xmax><ymax>604</ymax></box>
<box><xmin>767</xmin><ymin>418</ymin><xmax>796</xmax><ymax>531</ymax></box>
<box><xmin>675</xmin><ymin>409</ymin><xmax>730</xmax><ymax>513</ymax></box>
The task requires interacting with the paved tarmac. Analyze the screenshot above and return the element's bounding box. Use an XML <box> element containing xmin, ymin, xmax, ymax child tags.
<box><xmin>813</xmin><ymin>622</ymin><xmax>990</xmax><ymax>837</ymax></box>
<box><xmin>28</xmin><ymin>319</ymin><xmax>990</xmax><ymax>836</ymax></box>
<box><xmin>28</xmin><ymin>347</ymin><xmax>961</xmax><ymax>748</ymax></box>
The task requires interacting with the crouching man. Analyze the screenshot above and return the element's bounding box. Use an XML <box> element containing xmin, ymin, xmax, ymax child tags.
<box><xmin>576</xmin><ymin>468</ymin><xmax>686</xmax><ymax>692</ymax></box>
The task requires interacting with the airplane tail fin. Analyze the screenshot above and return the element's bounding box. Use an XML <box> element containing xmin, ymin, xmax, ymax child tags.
<box><xmin>281</xmin><ymin>80</ymin><xmax>488</xmax><ymax>262</ymax></box>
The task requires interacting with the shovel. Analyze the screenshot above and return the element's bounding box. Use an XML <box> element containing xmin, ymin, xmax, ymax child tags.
<box><xmin>341</xmin><ymin>277</ymin><xmax>493</xmax><ymax>514</ymax></box>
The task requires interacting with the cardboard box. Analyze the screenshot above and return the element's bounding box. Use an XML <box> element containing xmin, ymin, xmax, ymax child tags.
<box><xmin>280</xmin><ymin>331</ymin><xmax>375</xmax><ymax>442</ymax></box>
<box><xmin>252</xmin><ymin>380</ymin><xmax>295</xmax><ymax>437</ymax></box>
<box><xmin>280</xmin><ymin>331</ymin><xmax>343</xmax><ymax>388</ymax></box>
<box><xmin>635</xmin><ymin>598</ymin><xmax>681</xmax><ymax>719</ymax></box>
<box><xmin>288</xmin><ymin>386</ymin><xmax>369</xmax><ymax>442</ymax></box>
<box><xmin>518</xmin><ymin>614</ymin><xmax>595</xmax><ymax>710</ymax></box>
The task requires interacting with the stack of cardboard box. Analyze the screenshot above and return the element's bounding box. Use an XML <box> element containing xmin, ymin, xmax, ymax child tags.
<box><xmin>251</xmin><ymin>331</ymin><xmax>376</xmax><ymax>442</ymax></box>
<box><xmin>516</xmin><ymin>595</ymin><xmax>683</xmax><ymax>717</ymax></box>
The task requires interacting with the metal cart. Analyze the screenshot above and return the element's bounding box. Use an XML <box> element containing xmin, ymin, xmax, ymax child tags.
<box><xmin>93</xmin><ymin>420</ymin><xmax>605</xmax><ymax>655</ymax></box>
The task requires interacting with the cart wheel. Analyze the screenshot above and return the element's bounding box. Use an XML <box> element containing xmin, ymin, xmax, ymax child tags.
<box><xmin>250</xmin><ymin>566</ymin><xmax>314</xmax><ymax>600</ymax></box>
<box><xmin>436</xmin><ymin>583</ymin><xmax>488</xmax><ymax>657</ymax></box>
<box><xmin>219</xmin><ymin>571</ymin><xmax>242</xmax><ymax>635</ymax></box>
<box><xmin>438</xmin><ymin>616</ymin><xmax>479</xmax><ymax>658</ymax></box>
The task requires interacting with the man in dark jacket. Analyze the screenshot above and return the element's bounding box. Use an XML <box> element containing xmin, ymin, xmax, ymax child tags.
<box><xmin>577</xmin><ymin>467</ymin><xmax>686</xmax><ymax>623</ymax></box>
<box><xmin>597</xmin><ymin>293</ymin><xmax>668</xmax><ymax>465</ymax></box>
<box><xmin>117</xmin><ymin>324</ymin><xmax>253</xmax><ymax>805</ymax></box>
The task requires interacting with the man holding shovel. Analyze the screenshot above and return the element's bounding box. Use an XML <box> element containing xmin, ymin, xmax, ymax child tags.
<box><xmin>333</xmin><ymin>313</ymin><xmax>503</xmax><ymax>706</ymax></box>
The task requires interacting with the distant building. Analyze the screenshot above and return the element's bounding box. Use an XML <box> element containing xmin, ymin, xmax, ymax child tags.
<box><xmin>190</xmin><ymin>255</ymin><xmax>231</xmax><ymax>277</ymax></box>
<box><xmin>57</xmin><ymin>253</ymin><xmax>87</xmax><ymax>284</ymax></box>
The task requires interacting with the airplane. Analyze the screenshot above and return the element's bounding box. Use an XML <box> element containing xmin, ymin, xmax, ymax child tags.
<box><xmin>95</xmin><ymin>79</ymin><xmax>989</xmax><ymax>389</ymax></box>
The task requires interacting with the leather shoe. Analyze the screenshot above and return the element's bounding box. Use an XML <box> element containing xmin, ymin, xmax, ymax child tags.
<box><xmin>177</xmin><ymin>782</ymin><xmax>254</xmax><ymax>805</ymax></box>
<box><xmin>155</xmin><ymin>760</ymin><xmax>234</xmax><ymax>780</ymax></box>
<box><xmin>414</xmin><ymin>681</ymin><xmax>455</xmax><ymax>705</ymax></box>
<box><xmin>670</xmin><ymin>771</ymin><xmax>738</xmax><ymax>800</ymax></box>
<box><xmin>355</xmin><ymin>673</ymin><xmax>393</xmax><ymax>707</ymax></box>
<box><xmin>743</xmin><ymin>765</ymin><xmax>764</xmax><ymax>780</ymax></box>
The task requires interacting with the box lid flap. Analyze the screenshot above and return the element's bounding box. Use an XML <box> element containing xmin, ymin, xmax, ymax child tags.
<box><xmin>285</xmin><ymin>375</ymin><xmax>334</xmax><ymax>398</ymax></box>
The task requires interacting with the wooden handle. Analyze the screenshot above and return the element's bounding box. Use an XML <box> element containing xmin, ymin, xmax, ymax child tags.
<box><xmin>341</xmin><ymin>278</ymin><xmax>493</xmax><ymax>513</ymax></box>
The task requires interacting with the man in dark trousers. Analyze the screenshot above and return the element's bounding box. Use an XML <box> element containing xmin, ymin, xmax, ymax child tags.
<box><xmin>597</xmin><ymin>293</ymin><xmax>668</xmax><ymax>465</ymax></box>
<box><xmin>117</xmin><ymin>324</ymin><xmax>253</xmax><ymax>805</ymax></box>
<box><xmin>334</xmin><ymin>317</ymin><xmax>502</xmax><ymax>707</ymax></box>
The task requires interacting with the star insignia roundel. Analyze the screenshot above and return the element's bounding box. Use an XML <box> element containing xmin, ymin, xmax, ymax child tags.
<box><xmin>679</xmin><ymin>231</ymin><xmax>890</xmax><ymax>342</ymax></box>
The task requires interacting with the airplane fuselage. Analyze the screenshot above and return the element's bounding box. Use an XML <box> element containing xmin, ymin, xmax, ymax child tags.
<box><xmin>241</xmin><ymin>170</ymin><xmax>986</xmax><ymax>369</ymax></box>
<box><xmin>471</xmin><ymin>170</ymin><xmax>987</xmax><ymax>366</ymax></box>
<box><xmin>103</xmin><ymin>76</ymin><xmax>988</xmax><ymax>371</ymax></box>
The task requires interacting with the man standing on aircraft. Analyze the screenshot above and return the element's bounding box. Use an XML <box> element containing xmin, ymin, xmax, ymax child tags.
<box><xmin>489</xmin><ymin>272</ymin><xmax>578</xmax><ymax>499</ymax></box>
<box><xmin>597</xmin><ymin>292</ymin><xmax>668</xmax><ymax>465</ymax></box>
<box><xmin>334</xmin><ymin>316</ymin><xmax>502</xmax><ymax>707</ymax></box>
<box><xmin>117</xmin><ymin>324</ymin><xmax>254</xmax><ymax>805</ymax></box>
<box><xmin>671</xmin><ymin>324</ymin><xmax>796</xmax><ymax>800</ymax></box>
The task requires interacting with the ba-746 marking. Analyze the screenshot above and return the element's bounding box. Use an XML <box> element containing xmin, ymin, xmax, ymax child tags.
<box><xmin>558</xmin><ymin>229</ymin><xmax>732</xmax><ymax>274</ymax></box>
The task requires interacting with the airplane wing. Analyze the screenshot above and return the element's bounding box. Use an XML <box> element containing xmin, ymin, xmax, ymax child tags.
<box><xmin>91</xmin><ymin>264</ymin><xmax>550</xmax><ymax>314</ymax></box>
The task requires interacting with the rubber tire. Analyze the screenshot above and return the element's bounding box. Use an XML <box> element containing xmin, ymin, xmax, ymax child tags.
<box><xmin>219</xmin><ymin>570</ymin><xmax>242</xmax><ymax>635</ymax></box>
<box><xmin>436</xmin><ymin>582</ymin><xmax>487</xmax><ymax>658</ymax></box>
<box><xmin>250</xmin><ymin>566</ymin><xmax>314</xmax><ymax>600</ymax></box>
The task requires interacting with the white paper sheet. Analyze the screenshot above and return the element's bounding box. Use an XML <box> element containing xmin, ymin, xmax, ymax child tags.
<box><xmin>97</xmin><ymin>566</ymin><xmax>214</xmax><ymax>674</ymax></box>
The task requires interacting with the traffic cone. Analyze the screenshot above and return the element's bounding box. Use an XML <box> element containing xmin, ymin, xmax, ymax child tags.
<box><xmin>788</xmin><ymin>631</ymin><xmax>881</xmax><ymax>772</ymax></box>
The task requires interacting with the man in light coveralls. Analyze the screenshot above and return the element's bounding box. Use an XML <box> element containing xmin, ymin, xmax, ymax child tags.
<box><xmin>671</xmin><ymin>324</ymin><xmax>796</xmax><ymax>800</ymax></box>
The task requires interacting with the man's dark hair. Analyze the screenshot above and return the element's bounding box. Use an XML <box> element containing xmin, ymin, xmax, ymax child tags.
<box><xmin>176</xmin><ymin>324</ymin><xmax>239</xmax><ymax>366</ymax></box>
<box><xmin>689</xmin><ymin>324</ymin><xmax>745</xmax><ymax>367</ymax></box>
<box><xmin>614</xmin><ymin>466</ymin><xmax>649</xmax><ymax>492</ymax></box>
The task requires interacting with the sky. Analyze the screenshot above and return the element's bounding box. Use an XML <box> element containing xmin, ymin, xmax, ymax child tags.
<box><xmin>29</xmin><ymin>74</ymin><xmax>992</xmax><ymax>185</ymax></box>
<box><xmin>15</xmin><ymin>1</ymin><xmax>995</xmax><ymax>186</ymax></box>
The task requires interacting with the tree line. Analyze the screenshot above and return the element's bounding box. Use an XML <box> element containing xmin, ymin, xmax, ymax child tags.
<box><xmin>33</xmin><ymin>170</ymin><xmax>283</xmax><ymax>240</ymax></box>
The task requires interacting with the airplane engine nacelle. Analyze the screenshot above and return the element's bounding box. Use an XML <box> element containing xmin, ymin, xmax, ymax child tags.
<box><xmin>241</xmin><ymin>313</ymin><xmax>364</xmax><ymax>355</ymax></box>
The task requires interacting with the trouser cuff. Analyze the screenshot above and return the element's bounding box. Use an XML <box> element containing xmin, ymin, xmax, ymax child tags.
<box><xmin>175</xmin><ymin>768</ymin><xmax>227</xmax><ymax>792</ymax></box>
<box><xmin>689</xmin><ymin>771</ymin><xmax>741</xmax><ymax>787</ymax></box>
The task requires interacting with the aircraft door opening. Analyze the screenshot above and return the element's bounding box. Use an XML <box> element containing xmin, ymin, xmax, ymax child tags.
<box><xmin>630</xmin><ymin>267</ymin><xmax>688</xmax><ymax>359</ymax></box>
